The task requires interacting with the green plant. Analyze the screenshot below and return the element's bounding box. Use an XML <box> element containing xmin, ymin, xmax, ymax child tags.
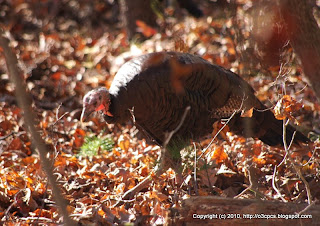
<box><xmin>79</xmin><ymin>135</ymin><xmax>114</xmax><ymax>157</ymax></box>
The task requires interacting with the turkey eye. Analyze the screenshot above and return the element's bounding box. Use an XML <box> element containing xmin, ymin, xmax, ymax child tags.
<box><xmin>99</xmin><ymin>96</ymin><xmax>102</xmax><ymax>100</ymax></box>
<box><xmin>92</xmin><ymin>101</ymin><xmax>97</xmax><ymax>106</ymax></box>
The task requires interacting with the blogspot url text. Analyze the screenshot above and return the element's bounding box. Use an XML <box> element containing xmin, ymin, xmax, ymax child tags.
<box><xmin>192</xmin><ymin>213</ymin><xmax>312</xmax><ymax>220</ymax></box>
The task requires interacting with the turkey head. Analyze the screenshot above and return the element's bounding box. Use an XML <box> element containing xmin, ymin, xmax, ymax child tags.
<box><xmin>81</xmin><ymin>87</ymin><xmax>113</xmax><ymax>122</ymax></box>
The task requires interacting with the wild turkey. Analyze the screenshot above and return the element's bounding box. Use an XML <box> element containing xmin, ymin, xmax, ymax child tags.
<box><xmin>81</xmin><ymin>52</ymin><xmax>308</xmax><ymax>166</ymax></box>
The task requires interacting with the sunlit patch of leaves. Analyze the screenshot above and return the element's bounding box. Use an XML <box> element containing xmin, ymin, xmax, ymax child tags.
<box><xmin>78</xmin><ymin>135</ymin><xmax>114</xmax><ymax>157</ymax></box>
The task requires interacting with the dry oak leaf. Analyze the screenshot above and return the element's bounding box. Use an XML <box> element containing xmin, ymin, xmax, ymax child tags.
<box><xmin>210</xmin><ymin>146</ymin><xmax>228</xmax><ymax>164</ymax></box>
<box><xmin>274</xmin><ymin>95</ymin><xmax>302</xmax><ymax>123</ymax></box>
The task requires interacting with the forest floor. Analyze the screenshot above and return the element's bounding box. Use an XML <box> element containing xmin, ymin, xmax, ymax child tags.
<box><xmin>0</xmin><ymin>0</ymin><xmax>319</xmax><ymax>225</ymax></box>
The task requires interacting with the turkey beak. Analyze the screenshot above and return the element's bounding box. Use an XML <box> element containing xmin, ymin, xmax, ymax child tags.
<box><xmin>80</xmin><ymin>107</ymin><xmax>93</xmax><ymax>124</ymax></box>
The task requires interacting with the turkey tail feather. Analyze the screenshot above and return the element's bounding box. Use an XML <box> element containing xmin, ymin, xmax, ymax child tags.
<box><xmin>230</xmin><ymin>109</ymin><xmax>309</xmax><ymax>146</ymax></box>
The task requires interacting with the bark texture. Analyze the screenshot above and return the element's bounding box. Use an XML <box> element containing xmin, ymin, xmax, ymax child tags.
<box><xmin>279</xmin><ymin>0</ymin><xmax>320</xmax><ymax>101</ymax></box>
<box><xmin>119</xmin><ymin>0</ymin><xmax>158</xmax><ymax>40</ymax></box>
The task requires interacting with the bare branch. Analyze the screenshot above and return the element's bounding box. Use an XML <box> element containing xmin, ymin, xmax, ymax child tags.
<box><xmin>193</xmin><ymin>142</ymin><xmax>198</xmax><ymax>195</ymax></box>
<box><xmin>163</xmin><ymin>106</ymin><xmax>191</xmax><ymax>148</ymax></box>
<box><xmin>113</xmin><ymin>106</ymin><xmax>191</xmax><ymax>207</ymax></box>
<box><xmin>282</xmin><ymin>118</ymin><xmax>312</xmax><ymax>204</ymax></box>
<box><xmin>198</xmin><ymin>111</ymin><xmax>236</xmax><ymax>160</ymax></box>
<box><xmin>0</xmin><ymin>28</ymin><xmax>75</xmax><ymax>225</ymax></box>
<box><xmin>272</xmin><ymin>165</ymin><xmax>288</xmax><ymax>202</ymax></box>
<box><xmin>298</xmin><ymin>199</ymin><xmax>318</xmax><ymax>215</ymax></box>
<box><xmin>303</xmin><ymin>147</ymin><xmax>319</xmax><ymax>166</ymax></box>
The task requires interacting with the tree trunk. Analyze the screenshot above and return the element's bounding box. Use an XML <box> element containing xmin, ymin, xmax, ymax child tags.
<box><xmin>251</xmin><ymin>0</ymin><xmax>289</xmax><ymax>67</ymax></box>
<box><xmin>119</xmin><ymin>0</ymin><xmax>158</xmax><ymax>41</ymax></box>
<box><xmin>279</xmin><ymin>0</ymin><xmax>320</xmax><ymax>101</ymax></box>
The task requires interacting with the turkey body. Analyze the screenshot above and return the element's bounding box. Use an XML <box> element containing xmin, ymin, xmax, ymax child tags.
<box><xmin>103</xmin><ymin>52</ymin><xmax>308</xmax><ymax>148</ymax></box>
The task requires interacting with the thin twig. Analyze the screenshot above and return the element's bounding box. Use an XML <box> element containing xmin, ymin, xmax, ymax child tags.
<box><xmin>303</xmin><ymin>147</ymin><xmax>318</xmax><ymax>166</ymax></box>
<box><xmin>52</xmin><ymin>103</ymin><xmax>69</xmax><ymax>127</ymax></box>
<box><xmin>297</xmin><ymin>199</ymin><xmax>318</xmax><ymax>215</ymax></box>
<box><xmin>291</xmin><ymin>163</ymin><xmax>312</xmax><ymax>204</ymax></box>
<box><xmin>236</xmin><ymin>162</ymin><xmax>264</xmax><ymax>199</ymax></box>
<box><xmin>158</xmin><ymin>106</ymin><xmax>191</xmax><ymax>173</ymax></box>
<box><xmin>272</xmin><ymin>165</ymin><xmax>287</xmax><ymax>202</ymax></box>
<box><xmin>193</xmin><ymin>142</ymin><xmax>198</xmax><ymax>195</ymax></box>
<box><xmin>271</xmin><ymin>118</ymin><xmax>298</xmax><ymax>203</ymax></box>
<box><xmin>198</xmin><ymin>91</ymin><xmax>248</xmax><ymax>160</ymax></box>
<box><xmin>129</xmin><ymin>107</ymin><xmax>136</xmax><ymax>123</ymax></box>
<box><xmin>277</xmin><ymin>151</ymin><xmax>288</xmax><ymax>168</ymax></box>
<box><xmin>163</xmin><ymin>106</ymin><xmax>191</xmax><ymax>148</ymax></box>
<box><xmin>0</xmin><ymin>28</ymin><xmax>75</xmax><ymax>225</ymax></box>
<box><xmin>0</xmin><ymin>131</ymin><xmax>26</xmax><ymax>140</ymax></box>
<box><xmin>4</xmin><ymin>190</ymin><xmax>23</xmax><ymax>221</ymax></box>
<box><xmin>20</xmin><ymin>217</ymin><xmax>57</xmax><ymax>223</ymax></box>
<box><xmin>282</xmin><ymin>118</ymin><xmax>312</xmax><ymax>204</ymax></box>
<box><xmin>198</xmin><ymin>111</ymin><xmax>237</xmax><ymax>160</ymax></box>
<box><xmin>113</xmin><ymin>106</ymin><xmax>191</xmax><ymax>207</ymax></box>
